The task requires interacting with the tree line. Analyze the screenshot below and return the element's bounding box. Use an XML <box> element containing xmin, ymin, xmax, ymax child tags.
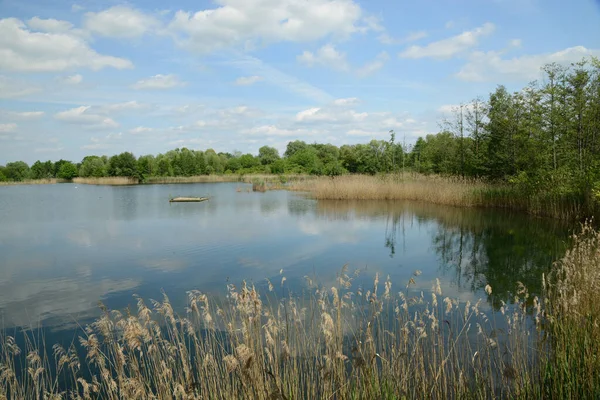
<box><xmin>0</xmin><ymin>138</ymin><xmax>407</xmax><ymax>182</ymax></box>
<box><xmin>410</xmin><ymin>58</ymin><xmax>600</xmax><ymax>207</ymax></box>
<box><xmin>2</xmin><ymin>58</ymin><xmax>599</xmax><ymax>207</ymax></box>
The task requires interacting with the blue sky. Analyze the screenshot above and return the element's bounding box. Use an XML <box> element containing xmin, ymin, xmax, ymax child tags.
<box><xmin>0</xmin><ymin>0</ymin><xmax>599</xmax><ymax>164</ymax></box>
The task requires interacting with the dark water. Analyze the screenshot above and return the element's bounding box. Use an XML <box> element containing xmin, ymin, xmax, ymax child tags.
<box><xmin>0</xmin><ymin>182</ymin><xmax>571</xmax><ymax>333</ymax></box>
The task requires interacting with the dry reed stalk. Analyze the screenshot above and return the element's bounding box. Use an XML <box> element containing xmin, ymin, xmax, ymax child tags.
<box><xmin>1</xmin><ymin>223</ymin><xmax>598</xmax><ymax>399</ymax></box>
<box><xmin>289</xmin><ymin>174</ymin><xmax>485</xmax><ymax>206</ymax></box>
<box><xmin>73</xmin><ymin>177</ymin><xmax>139</xmax><ymax>185</ymax></box>
<box><xmin>0</xmin><ymin>178</ymin><xmax>64</xmax><ymax>186</ymax></box>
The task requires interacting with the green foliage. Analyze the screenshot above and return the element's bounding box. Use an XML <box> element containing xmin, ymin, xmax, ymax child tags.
<box><xmin>57</xmin><ymin>161</ymin><xmax>78</xmax><ymax>180</ymax></box>
<box><xmin>258</xmin><ymin>145</ymin><xmax>280</xmax><ymax>165</ymax></box>
<box><xmin>30</xmin><ymin>160</ymin><xmax>55</xmax><ymax>179</ymax></box>
<box><xmin>4</xmin><ymin>161</ymin><xmax>30</xmax><ymax>181</ymax></box>
<box><xmin>108</xmin><ymin>152</ymin><xmax>138</xmax><ymax>178</ymax></box>
<box><xmin>79</xmin><ymin>156</ymin><xmax>107</xmax><ymax>178</ymax></box>
<box><xmin>0</xmin><ymin>167</ymin><xmax>7</xmax><ymax>182</ymax></box>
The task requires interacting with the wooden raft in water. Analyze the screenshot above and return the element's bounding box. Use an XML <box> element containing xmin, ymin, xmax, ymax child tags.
<box><xmin>169</xmin><ymin>197</ymin><xmax>209</xmax><ymax>203</ymax></box>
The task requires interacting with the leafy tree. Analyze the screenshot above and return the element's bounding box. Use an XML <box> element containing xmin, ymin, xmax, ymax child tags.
<box><xmin>31</xmin><ymin>160</ymin><xmax>55</xmax><ymax>179</ymax></box>
<box><xmin>108</xmin><ymin>152</ymin><xmax>138</xmax><ymax>178</ymax></box>
<box><xmin>258</xmin><ymin>146</ymin><xmax>280</xmax><ymax>165</ymax></box>
<box><xmin>284</xmin><ymin>140</ymin><xmax>308</xmax><ymax>158</ymax></box>
<box><xmin>79</xmin><ymin>156</ymin><xmax>107</xmax><ymax>177</ymax></box>
<box><xmin>57</xmin><ymin>162</ymin><xmax>78</xmax><ymax>180</ymax></box>
<box><xmin>4</xmin><ymin>161</ymin><xmax>30</xmax><ymax>181</ymax></box>
<box><xmin>0</xmin><ymin>167</ymin><xmax>7</xmax><ymax>182</ymax></box>
<box><xmin>239</xmin><ymin>153</ymin><xmax>260</xmax><ymax>169</ymax></box>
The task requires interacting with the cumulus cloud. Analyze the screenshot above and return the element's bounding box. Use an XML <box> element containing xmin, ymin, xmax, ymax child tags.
<box><xmin>54</xmin><ymin>106</ymin><xmax>119</xmax><ymax>129</ymax></box>
<box><xmin>0</xmin><ymin>18</ymin><xmax>133</xmax><ymax>72</ymax></box>
<box><xmin>131</xmin><ymin>74</ymin><xmax>187</xmax><ymax>90</ymax></box>
<box><xmin>27</xmin><ymin>17</ymin><xmax>74</xmax><ymax>33</ymax></box>
<box><xmin>84</xmin><ymin>6</ymin><xmax>160</xmax><ymax>38</ymax></box>
<box><xmin>400</xmin><ymin>22</ymin><xmax>495</xmax><ymax>59</ymax></box>
<box><xmin>297</xmin><ymin>44</ymin><xmax>349</xmax><ymax>70</ymax></box>
<box><xmin>168</xmin><ymin>0</ymin><xmax>363</xmax><ymax>53</ymax></box>
<box><xmin>456</xmin><ymin>45</ymin><xmax>600</xmax><ymax>82</ymax></box>
<box><xmin>235</xmin><ymin>75</ymin><xmax>264</xmax><ymax>86</ymax></box>
<box><xmin>129</xmin><ymin>126</ymin><xmax>154</xmax><ymax>135</ymax></box>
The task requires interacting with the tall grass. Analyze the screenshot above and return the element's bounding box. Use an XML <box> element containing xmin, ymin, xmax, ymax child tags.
<box><xmin>73</xmin><ymin>177</ymin><xmax>139</xmax><ymax>186</ymax></box>
<box><xmin>2</xmin><ymin>223</ymin><xmax>598</xmax><ymax>399</ymax></box>
<box><xmin>289</xmin><ymin>174</ymin><xmax>594</xmax><ymax>220</ymax></box>
<box><xmin>289</xmin><ymin>174</ymin><xmax>485</xmax><ymax>206</ymax></box>
<box><xmin>0</xmin><ymin>179</ymin><xmax>65</xmax><ymax>186</ymax></box>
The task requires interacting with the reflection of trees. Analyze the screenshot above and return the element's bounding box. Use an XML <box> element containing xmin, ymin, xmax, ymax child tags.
<box><xmin>316</xmin><ymin>200</ymin><xmax>570</xmax><ymax>307</ymax></box>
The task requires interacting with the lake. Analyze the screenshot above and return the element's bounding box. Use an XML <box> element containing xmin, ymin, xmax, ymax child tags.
<box><xmin>0</xmin><ymin>182</ymin><xmax>571</xmax><ymax>334</ymax></box>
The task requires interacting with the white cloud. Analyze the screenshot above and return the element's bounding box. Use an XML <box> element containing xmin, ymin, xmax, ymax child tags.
<box><xmin>456</xmin><ymin>45</ymin><xmax>600</xmax><ymax>82</ymax></box>
<box><xmin>1</xmin><ymin>110</ymin><xmax>44</xmax><ymax>120</ymax></box>
<box><xmin>346</xmin><ymin>129</ymin><xmax>380</xmax><ymax>137</ymax></box>
<box><xmin>0</xmin><ymin>76</ymin><xmax>41</xmax><ymax>98</ymax></box>
<box><xmin>356</xmin><ymin>51</ymin><xmax>389</xmax><ymax>77</ymax></box>
<box><xmin>295</xmin><ymin>107</ymin><xmax>368</xmax><ymax>123</ymax></box>
<box><xmin>27</xmin><ymin>17</ymin><xmax>74</xmax><ymax>33</ymax></box>
<box><xmin>297</xmin><ymin>44</ymin><xmax>349</xmax><ymax>70</ymax></box>
<box><xmin>34</xmin><ymin>146</ymin><xmax>64</xmax><ymax>153</ymax></box>
<box><xmin>129</xmin><ymin>126</ymin><xmax>154</xmax><ymax>135</ymax></box>
<box><xmin>58</xmin><ymin>74</ymin><xmax>83</xmax><ymax>85</ymax></box>
<box><xmin>445</xmin><ymin>20</ymin><xmax>455</xmax><ymax>29</ymax></box>
<box><xmin>243</xmin><ymin>125</ymin><xmax>319</xmax><ymax>137</ymax></box>
<box><xmin>72</xmin><ymin>4</ymin><xmax>84</xmax><ymax>12</ymax></box>
<box><xmin>399</xmin><ymin>22</ymin><xmax>495</xmax><ymax>59</ymax></box>
<box><xmin>131</xmin><ymin>74</ymin><xmax>187</xmax><ymax>90</ymax></box>
<box><xmin>100</xmin><ymin>101</ymin><xmax>151</xmax><ymax>113</ymax></box>
<box><xmin>378</xmin><ymin>31</ymin><xmax>427</xmax><ymax>45</ymax></box>
<box><xmin>227</xmin><ymin>53</ymin><xmax>334</xmax><ymax>103</ymax></box>
<box><xmin>54</xmin><ymin>106</ymin><xmax>119</xmax><ymax>129</ymax></box>
<box><xmin>332</xmin><ymin>97</ymin><xmax>360</xmax><ymax>106</ymax></box>
<box><xmin>168</xmin><ymin>0</ymin><xmax>363</xmax><ymax>53</ymax></box>
<box><xmin>0</xmin><ymin>18</ymin><xmax>133</xmax><ymax>72</ymax></box>
<box><xmin>235</xmin><ymin>75</ymin><xmax>264</xmax><ymax>86</ymax></box>
<box><xmin>0</xmin><ymin>123</ymin><xmax>17</xmax><ymax>133</ymax></box>
<box><xmin>84</xmin><ymin>6</ymin><xmax>160</xmax><ymax>38</ymax></box>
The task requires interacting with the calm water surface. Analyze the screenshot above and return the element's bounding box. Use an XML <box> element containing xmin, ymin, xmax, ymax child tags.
<box><xmin>0</xmin><ymin>182</ymin><xmax>571</xmax><ymax>333</ymax></box>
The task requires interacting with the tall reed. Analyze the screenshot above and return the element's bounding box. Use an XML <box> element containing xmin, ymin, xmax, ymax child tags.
<box><xmin>73</xmin><ymin>177</ymin><xmax>139</xmax><ymax>186</ymax></box>
<box><xmin>0</xmin><ymin>179</ymin><xmax>65</xmax><ymax>186</ymax></box>
<box><xmin>1</xmin><ymin>224</ymin><xmax>598</xmax><ymax>399</ymax></box>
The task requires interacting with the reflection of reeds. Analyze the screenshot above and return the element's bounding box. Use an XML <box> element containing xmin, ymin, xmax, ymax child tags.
<box><xmin>0</xmin><ymin>178</ymin><xmax>65</xmax><ymax>186</ymax></box>
<box><xmin>73</xmin><ymin>177</ymin><xmax>139</xmax><ymax>185</ymax></box>
<box><xmin>1</xmin><ymin>224</ymin><xmax>598</xmax><ymax>398</ymax></box>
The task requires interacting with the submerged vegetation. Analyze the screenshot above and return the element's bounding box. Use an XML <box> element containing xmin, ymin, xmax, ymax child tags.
<box><xmin>1</xmin><ymin>223</ymin><xmax>598</xmax><ymax>399</ymax></box>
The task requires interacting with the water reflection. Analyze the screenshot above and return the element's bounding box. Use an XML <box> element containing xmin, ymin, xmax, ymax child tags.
<box><xmin>316</xmin><ymin>200</ymin><xmax>570</xmax><ymax>307</ymax></box>
<box><xmin>0</xmin><ymin>184</ymin><xmax>571</xmax><ymax>332</ymax></box>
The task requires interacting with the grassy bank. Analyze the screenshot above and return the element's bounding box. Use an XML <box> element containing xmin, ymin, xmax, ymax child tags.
<box><xmin>288</xmin><ymin>174</ymin><xmax>597</xmax><ymax>220</ymax></box>
<box><xmin>0</xmin><ymin>178</ymin><xmax>65</xmax><ymax>186</ymax></box>
<box><xmin>1</xmin><ymin>223</ymin><xmax>598</xmax><ymax>399</ymax></box>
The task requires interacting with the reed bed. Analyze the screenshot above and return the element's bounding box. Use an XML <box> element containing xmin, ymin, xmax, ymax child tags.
<box><xmin>0</xmin><ymin>178</ymin><xmax>65</xmax><ymax>186</ymax></box>
<box><xmin>289</xmin><ymin>174</ymin><xmax>485</xmax><ymax>206</ymax></box>
<box><xmin>1</xmin><ymin>223</ymin><xmax>598</xmax><ymax>399</ymax></box>
<box><xmin>288</xmin><ymin>174</ymin><xmax>594</xmax><ymax>220</ymax></box>
<box><xmin>73</xmin><ymin>177</ymin><xmax>139</xmax><ymax>186</ymax></box>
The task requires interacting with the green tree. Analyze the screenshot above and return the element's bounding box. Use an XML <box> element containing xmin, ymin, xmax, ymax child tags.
<box><xmin>284</xmin><ymin>140</ymin><xmax>308</xmax><ymax>158</ymax></box>
<box><xmin>57</xmin><ymin>162</ymin><xmax>78</xmax><ymax>179</ymax></box>
<box><xmin>4</xmin><ymin>161</ymin><xmax>30</xmax><ymax>181</ymax></box>
<box><xmin>108</xmin><ymin>152</ymin><xmax>138</xmax><ymax>178</ymax></box>
<box><xmin>258</xmin><ymin>146</ymin><xmax>280</xmax><ymax>165</ymax></box>
<box><xmin>79</xmin><ymin>156</ymin><xmax>107</xmax><ymax>177</ymax></box>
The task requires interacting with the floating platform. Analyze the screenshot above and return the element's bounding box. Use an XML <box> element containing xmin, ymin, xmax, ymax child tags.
<box><xmin>169</xmin><ymin>197</ymin><xmax>209</xmax><ymax>203</ymax></box>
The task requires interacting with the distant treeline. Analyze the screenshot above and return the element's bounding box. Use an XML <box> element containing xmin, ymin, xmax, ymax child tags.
<box><xmin>2</xmin><ymin>59</ymin><xmax>599</xmax><ymax>212</ymax></box>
